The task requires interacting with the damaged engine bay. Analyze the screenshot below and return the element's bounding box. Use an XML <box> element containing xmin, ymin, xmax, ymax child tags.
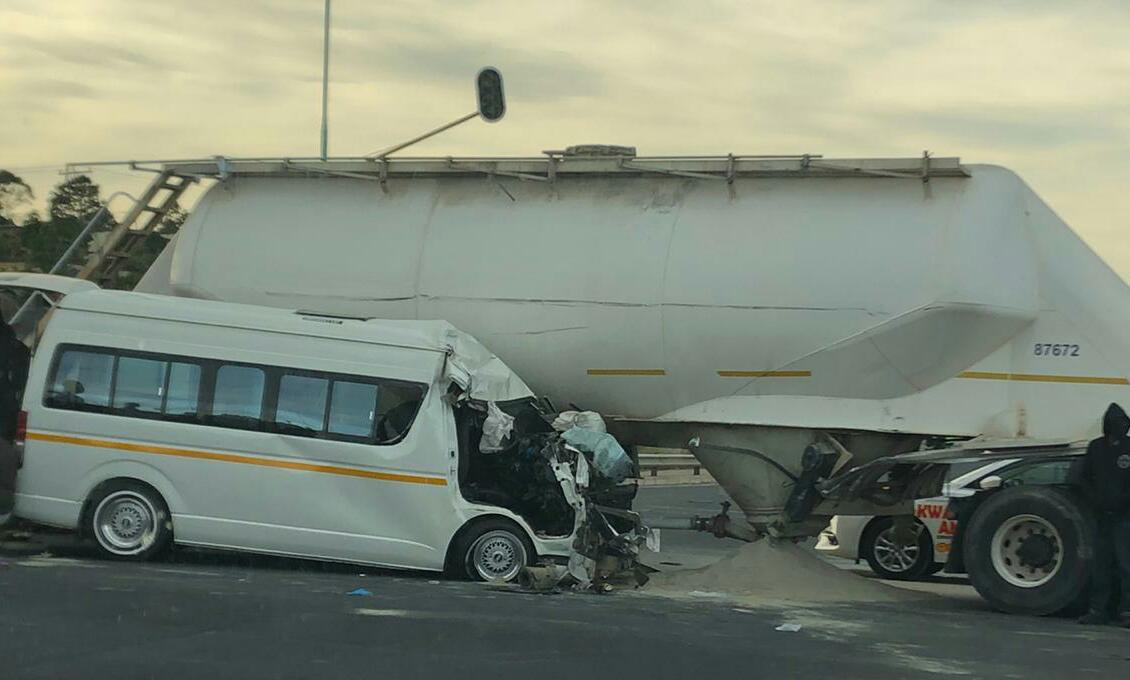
<box><xmin>455</xmin><ymin>398</ymin><xmax>654</xmax><ymax>591</ymax></box>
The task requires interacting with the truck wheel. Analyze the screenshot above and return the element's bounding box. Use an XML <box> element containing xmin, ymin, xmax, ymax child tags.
<box><xmin>451</xmin><ymin>519</ymin><xmax>534</xmax><ymax>583</ymax></box>
<box><xmin>860</xmin><ymin>516</ymin><xmax>933</xmax><ymax>580</ymax></box>
<box><xmin>963</xmin><ymin>486</ymin><xmax>1090</xmax><ymax>616</ymax></box>
<box><xmin>87</xmin><ymin>481</ymin><xmax>173</xmax><ymax>561</ymax></box>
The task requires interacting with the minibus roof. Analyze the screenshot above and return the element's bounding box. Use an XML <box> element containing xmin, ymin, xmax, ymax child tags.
<box><xmin>55</xmin><ymin>290</ymin><xmax>533</xmax><ymax>402</ymax></box>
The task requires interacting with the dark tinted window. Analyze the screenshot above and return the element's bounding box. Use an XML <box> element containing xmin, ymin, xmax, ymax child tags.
<box><xmin>1000</xmin><ymin>459</ymin><xmax>1073</xmax><ymax>486</ymax></box>
<box><xmin>45</xmin><ymin>344</ymin><xmax>426</xmax><ymax>445</ymax></box>
<box><xmin>374</xmin><ymin>382</ymin><xmax>427</xmax><ymax>444</ymax></box>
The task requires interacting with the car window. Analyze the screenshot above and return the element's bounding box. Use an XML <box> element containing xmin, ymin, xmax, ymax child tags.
<box><xmin>373</xmin><ymin>383</ymin><xmax>426</xmax><ymax>443</ymax></box>
<box><xmin>165</xmin><ymin>363</ymin><xmax>202</xmax><ymax>418</ymax></box>
<box><xmin>998</xmin><ymin>460</ymin><xmax>1073</xmax><ymax>486</ymax></box>
<box><xmin>212</xmin><ymin>365</ymin><xmax>265</xmax><ymax>427</ymax></box>
<box><xmin>47</xmin><ymin>349</ymin><xmax>113</xmax><ymax>408</ymax></box>
<box><xmin>946</xmin><ymin>461</ymin><xmax>986</xmax><ymax>483</ymax></box>
<box><xmin>276</xmin><ymin>374</ymin><xmax>329</xmax><ymax>434</ymax></box>
<box><xmin>113</xmin><ymin>356</ymin><xmax>166</xmax><ymax>414</ymax></box>
<box><xmin>327</xmin><ymin>380</ymin><xmax>378</xmax><ymax>438</ymax></box>
<box><xmin>43</xmin><ymin>344</ymin><xmax>426</xmax><ymax>444</ymax></box>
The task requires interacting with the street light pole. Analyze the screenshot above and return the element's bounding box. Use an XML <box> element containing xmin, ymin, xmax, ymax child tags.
<box><xmin>319</xmin><ymin>0</ymin><xmax>331</xmax><ymax>160</ymax></box>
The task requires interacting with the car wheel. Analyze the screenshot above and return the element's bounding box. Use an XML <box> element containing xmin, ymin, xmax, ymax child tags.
<box><xmin>87</xmin><ymin>481</ymin><xmax>173</xmax><ymax>561</ymax></box>
<box><xmin>453</xmin><ymin>519</ymin><xmax>534</xmax><ymax>583</ymax></box>
<box><xmin>963</xmin><ymin>486</ymin><xmax>1090</xmax><ymax>615</ymax></box>
<box><xmin>861</xmin><ymin>516</ymin><xmax>933</xmax><ymax>580</ymax></box>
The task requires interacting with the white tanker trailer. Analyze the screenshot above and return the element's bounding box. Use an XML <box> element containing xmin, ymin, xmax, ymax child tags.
<box><xmin>120</xmin><ymin>150</ymin><xmax>1128</xmax><ymax>613</ymax></box>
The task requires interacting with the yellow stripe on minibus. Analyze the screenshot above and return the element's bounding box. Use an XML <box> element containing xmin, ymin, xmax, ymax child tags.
<box><xmin>957</xmin><ymin>371</ymin><xmax>1130</xmax><ymax>385</ymax></box>
<box><xmin>24</xmin><ymin>432</ymin><xmax>448</xmax><ymax>486</ymax></box>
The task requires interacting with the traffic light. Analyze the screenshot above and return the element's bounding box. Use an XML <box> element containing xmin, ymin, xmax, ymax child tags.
<box><xmin>476</xmin><ymin>67</ymin><xmax>506</xmax><ymax>123</ymax></box>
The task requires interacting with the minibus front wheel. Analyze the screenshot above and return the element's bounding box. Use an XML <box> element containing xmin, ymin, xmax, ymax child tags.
<box><xmin>450</xmin><ymin>518</ymin><xmax>535</xmax><ymax>583</ymax></box>
<box><xmin>86</xmin><ymin>480</ymin><xmax>173</xmax><ymax>561</ymax></box>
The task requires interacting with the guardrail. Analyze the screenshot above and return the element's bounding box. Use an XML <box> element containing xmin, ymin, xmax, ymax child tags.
<box><xmin>637</xmin><ymin>451</ymin><xmax>702</xmax><ymax>478</ymax></box>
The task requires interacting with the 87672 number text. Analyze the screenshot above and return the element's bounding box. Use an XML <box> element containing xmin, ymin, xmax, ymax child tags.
<box><xmin>1033</xmin><ymin>343</ymin><xmax>1079</xmax><ymax>357</ymax></box>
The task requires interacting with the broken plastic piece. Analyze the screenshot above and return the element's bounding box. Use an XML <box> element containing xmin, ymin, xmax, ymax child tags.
<box><xmin>775</xmin><ymin>623</ymin><xmax>802</xmax><ymax>632</ymax></box>
<box><xmin>347</xmin><ymin>588</ymin><xmax>372</xmax><ymax>596</ymax></box>
<box><xmin>561</xmin><ymin>427</ymin><xmax>633</xmax><ymax>483</ymax></box>
<box><xmin>552</xmin><ymin>410</ymin><xmax>607</xmax><ymax>433</ymax></box>
<box><xmin>688</xmin><ymin>590</ymin><xmax>728</xmax><ymax>599</ymax></box>
<box><xmin>479</xmin><ymin>401</ymin><xmax>516</xmax><ymax>453</ymax></box>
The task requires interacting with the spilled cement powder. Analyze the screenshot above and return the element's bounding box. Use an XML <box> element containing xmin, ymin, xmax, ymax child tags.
<box><xmin>645</xmin><ymin>539</ymin><xmax>924</xmax><ymax>605</ymax></box>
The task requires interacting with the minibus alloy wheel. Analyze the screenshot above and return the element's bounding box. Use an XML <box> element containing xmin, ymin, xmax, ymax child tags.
<box><xmin>87</xmin><ymin>481</ymin><xmax>173</xmax><ymax>560</ymax></box>
<box><xmin>453</xmin><ymin>519</ymin><xmax>534</xmax><ymax>582</ymax></box>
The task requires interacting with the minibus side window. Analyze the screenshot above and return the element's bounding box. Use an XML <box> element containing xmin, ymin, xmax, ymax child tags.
<box><xmin>44</xmin><ymin>345</ymin><xmax>426</xmax><ymax>443</ymax></box>
<box><xmin>373</xmin><ymin>383</ymin><xmax>426</xmax><ymax>444</ymax></box>
<box><xmin>210</xmin><ymin>365</ymin><xmax>265</xmax><ymax>430</ymax></box>
<box><xmin>275</xmin><ymin>374</ymin><xmax>329</xmax><ymax>436</ymax></box>
<box><xmin>113</xmin><ymin>357</ymin><xmax>165</xmax><ymax>414</ymax></box>
<box><xmin>327</xmin><ymin>381</ymin><xmax>378</xmax><ymax>438</ymax></box>
<box><xmin>46</xmin><ymin>350</ymin><xmax>114</xmax><ymax>410</ymax></box>
<box><xmin>164</xmin><ymin>363</ymin><xmax>201</xmax><ymax>419</ymax></box>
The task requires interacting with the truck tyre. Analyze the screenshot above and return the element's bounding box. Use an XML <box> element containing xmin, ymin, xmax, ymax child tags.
<box><xmin>963</xmin><ymin>486</ymin><xmax>1090</xmax><ymax>616</ymax></box>
<box><xmin>860</xmin><ymin>516</ymin><xmax>933</xmax><ymax>580</ymax></box>
<box><xmin>87</xmin><ymin>481</ymin><xmax>173</xmax><ymax>561</ymax></box>
<box><xmin>450</xmin><ymin>518</ymin><xmax>535</xmax><ymax>583</ymax></box>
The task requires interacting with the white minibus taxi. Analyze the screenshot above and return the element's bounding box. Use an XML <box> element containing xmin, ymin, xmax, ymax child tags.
<box><xmin>9</xmin><ymin>288</ymin><xmax>575</xmax><ymax>581</ymax></box>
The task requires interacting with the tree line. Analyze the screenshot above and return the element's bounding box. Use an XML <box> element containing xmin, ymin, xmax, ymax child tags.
<box><xmin>0</xmin><ymin>170</ymin><xmax>184</xmax><ymax>290</ymax></box>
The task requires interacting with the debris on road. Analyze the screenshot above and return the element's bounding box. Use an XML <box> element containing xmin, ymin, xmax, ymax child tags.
<box><xmin>647</xmin><ymin>539</ymin><xmax>923</xmax><ymax>605</ymax></box>
<box><xmin>774</xmin><ymin>623</ymin><xmax>803</xmax><ymax>632</ymax></box>
<box><xmin>346</xmin><ymin>588</ymin><xmax>372</xmax><ymax>596</ymax></box>
<box><xmin>687</xmin><ymin>590</ymin><xmax>729</xmax><ymax>599</ymax></box>
<box><xmin>459</xmin><ymin>399</ymin><xmax>652</xmax><ymax>592</ymax></box>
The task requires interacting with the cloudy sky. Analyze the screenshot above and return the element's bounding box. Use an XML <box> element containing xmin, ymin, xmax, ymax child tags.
<box><xmin>2</xmin><ymin>1</ymin><xmax>1130</xmax><ymax>276</ymax></box>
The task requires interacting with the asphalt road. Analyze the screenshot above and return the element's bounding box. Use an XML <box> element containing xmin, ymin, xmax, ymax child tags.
<box><xmin>2</xmin><ymin>485</ymin><xmax>1128</xmax><ymax>680</ymax></box>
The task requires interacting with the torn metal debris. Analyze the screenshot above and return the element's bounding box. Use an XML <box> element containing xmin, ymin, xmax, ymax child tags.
<box><xmin>456</xmin><ymin>399</ymin><xmax>652</xmax><ymax>592</ymax></box>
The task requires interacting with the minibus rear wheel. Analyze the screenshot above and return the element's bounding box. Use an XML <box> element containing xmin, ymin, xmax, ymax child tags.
<box><xmin>87</xmin><ymin>480</ymin><xmax>173</xmax><ymax>561</ymax></box>
<box><xmin>451</xmin><ymin>518</ymin><xmax>535</xmax><ymax>583</ymax></box>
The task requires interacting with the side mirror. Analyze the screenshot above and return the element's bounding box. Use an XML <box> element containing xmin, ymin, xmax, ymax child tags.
<box><xmin>979</xmin><ymin>475</ymin><xmax>1003</xmax><ymax>491</ymax></box>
